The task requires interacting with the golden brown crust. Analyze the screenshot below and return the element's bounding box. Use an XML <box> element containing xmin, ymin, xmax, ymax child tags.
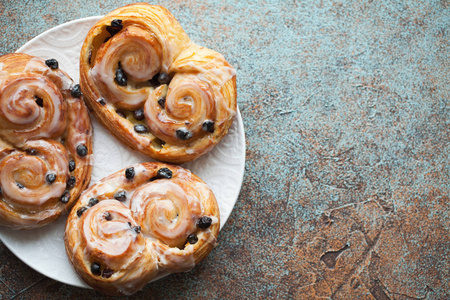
<box><xmin>0</xmin><ymin>53</ymin><xmax>93</xmax><ymax>229</ymax></box>
<box><xmin>80</xmin><ymin>3</ymin><xmax>237</xmax><ymax>164</ymax></box>
<box><xmin>65</xmin><ymin>162</ymin><xmax>220</xmax><ymax>295</ymax></box>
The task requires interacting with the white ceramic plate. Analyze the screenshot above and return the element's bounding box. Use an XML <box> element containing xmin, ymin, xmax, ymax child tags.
<box><xmin>0</xmin><ymin>17</ymin><xmax>245</xmax><ymax>288</ymax></box>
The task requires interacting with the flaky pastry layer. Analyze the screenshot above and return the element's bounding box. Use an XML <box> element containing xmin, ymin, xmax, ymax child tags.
<box><xmin>80</xmin><ymin>3</ymin><xmax>237</xmax><ymax>164</ymax></box>
<box><xmin>0</xmin><ymin>53</ymin><xmax>93</xmax><ymax>229</ymax></box>
<box><xmin>65</xmin><ymin>162</ymin><xmax>220</xmax><ymax>295</ymax></box>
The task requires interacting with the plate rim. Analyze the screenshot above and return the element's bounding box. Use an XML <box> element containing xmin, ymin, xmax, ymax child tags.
<box><xmin>15</xmin><ymin>16</ymin><xmax>103</xmax><ymax>53</ymax></box>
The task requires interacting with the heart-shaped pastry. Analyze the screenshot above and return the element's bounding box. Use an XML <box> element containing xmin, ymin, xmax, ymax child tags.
<box><xmin>0</xmin><ymin>53</ymin><xmax>93</xmax><ymax>229</ymax></box>
<box><xmin>65</xmin><ymin>162</ymin><xmax>219</xmax><ymax>295</ymax></box>
<box><xmin>79</xmin><ymin>3</ymin><xmax>237</xmax><ymax>164</ymax></box>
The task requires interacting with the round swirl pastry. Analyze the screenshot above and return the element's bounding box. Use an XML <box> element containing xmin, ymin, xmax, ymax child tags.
<box><xmin>65</xmin><ymin>162</ymin><xmax>220</xmax><ymax>295</ymax></box>
<box><xmin>0</xmin><ymin>53</ymin><xmax>93</xmax><ymax>229</ymax></box>
<box><xmin>80</xmin><ymin>3</ymin><xmax>237</xmax><ymax>164</ymax></box>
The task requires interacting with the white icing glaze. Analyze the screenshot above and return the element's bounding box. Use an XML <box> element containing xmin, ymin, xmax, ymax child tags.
<box><xmin>66</xmin><ymin>163</ymin><xmax>219</xmax><ymax>293</ymax></box>
<box><xmin>90</xmin><ymin>27</ymin><xmax>160</xmax><ymax>110</ymax></box>
<box><xmin>0</xmin><ymin>140</ymin><xmax>69</xmax><ymax>208</ymax></box>
<box><xmin>82</xmin><ymin>200</ymin><xmax>144</xmax><ymax>269</ymax></box>
<box><xmin>84</xmin><ymin>154</ymin><xmax>94</xmax><ymax>166</ymax></box>
<box><xmin>0</xmin><ymin>53</ymin><xmax>92</xmax><ymax>229</ymax></box>
<box><xmin>0</xmin><ymin>75</ymin><xmax>65</xmax><ymax>141</ymax></box>
<box><xmin>131</xmin><ymin>180</ymin><xmax>201</xmax><ymax>247</ymax></box>
<box><xmin>157</xmin><ymin>243</ymin><xmax>196</xmax><ymax>271</ymax></box>
<box><xmin>172</xmin><ymin>56</ymin><xmax>237</xmax><ymax>125</ymax></box>
<box><xmin>23</xmin><ymin>57</ymin><xmax>47</xmax><ymax>73</ymax></box>
<box><xmin>84</xmin><ymin>16</ymin><xmax>236</xmax><ymax>160</ymax></box>
<box><xmin>144</xmin><ymin>74</ymin><xmax>214</xmax><ymax>144</ymax></box>
<box><xmin>210</xmin><ymin>216</ymin><xmax>219</xmax><ymax>225</ymax></box>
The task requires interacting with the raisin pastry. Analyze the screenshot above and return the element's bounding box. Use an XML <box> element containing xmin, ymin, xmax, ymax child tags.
<box><xmin>79</xmin><ymin>3</ymin><xmax>237</xmax><ymax>164</ymax></box>
<box><xmin>64</xmin><ymin>162</ymin><xmax>220</xmax><ymax>295</ymax></box>
<box><xmin>0</xmin><ymin>53</ymin><xmax>93</xmax><ymax>229</ymax></box>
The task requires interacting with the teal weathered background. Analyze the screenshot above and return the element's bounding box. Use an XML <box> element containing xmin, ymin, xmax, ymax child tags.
<box><xmin>1</xmin><ymin>0</ymin><xmax>449</xmax><ymax>298</ymax></box>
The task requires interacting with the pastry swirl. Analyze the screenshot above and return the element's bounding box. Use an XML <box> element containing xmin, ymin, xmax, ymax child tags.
<box><xmin>65</xmin><ymin>162</ymin><xmax>219</xmax><ymax>295</ymax></box>
<box><xmin>80</xmin><ymin>3</ymin><xmax>237</xmax><ymax>164</ymax></box>
<box><xmin>0</xmin><ymin>53</ymin><xmax>93</xmax><ymax>229</ymax></box>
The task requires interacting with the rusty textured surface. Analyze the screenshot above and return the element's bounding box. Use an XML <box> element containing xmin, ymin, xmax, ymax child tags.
<box><xmin>0</xmin><ymin>0</ymin><xmax>449</xmax><ymax>299</ymax></box>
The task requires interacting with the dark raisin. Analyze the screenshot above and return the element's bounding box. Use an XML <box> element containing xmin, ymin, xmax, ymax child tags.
<box><xmin>125</xmin><ymin>167</ymin><xmax>135</xmax><ymax>180</ymax></box>
<box><xmin>176</xmin><ymin>128</ymin><xmax>193</xmax><ymax>140</ymax></box>
<box><xmin>196</xmin><ymin>216</ymin><xmax>212</xmax><ymax>229</ymax></box>
<box><xmin>158</xmin><ymin>97</ymin><xmax>166</xmax><ymax>108</ymax></box>
<box><xmin>16</xmin><ymin>182</ymin><xmax>24</xmax><ymax>189</ymax></box>
<box><xmin>106</xmin><ymin>19</ymin><xmax>123</xmax><ymax>35</ymax></box>
<box><xmin>45</xmin><ymin>58</ymin><xmax>59</xmax><ymax>69</ymax></box>
<box><xmin>88</xmin><ymin>50</ymin><xmax>92</xmax><ymax>64</ymax></box>
<box><xmin>158</xmin><ymin>73</ymin><xmax>170</xmax><ymax>84</ymax></box>
<box><xmin>46</xmin><ymin>173</ymin><xmax>56</xmax><ymax>184</ymax></box>
<box><xmin>102</xmin><ymin>268</ymin><xmax>114</xmax><ymax>278</ymax></box>
<box><xmin>60</xmin><ymin>191</ymin><xmax>70</xmax><ymax>203</ymax></box>
<box><xmin>133</xmin><ymin>109</ymin><xmax>145</xmax><ymax>121</ymax></box>
<box><xmin>66</xmin><ymin>176</ymin><xmax>76</xmax><ymax>188</ymax></box>
<box><xmin>152</xmin><ymin>138</ymin><xmax>166</xmax><ymax>149</ymax></box>
<box><xmin>105</xmin><ymin>27</ymin><xmax>115</xmax><ymax>36</ymax></box>
<box><xmin>88</xmin><ymin>198</ymin><xmax>99</xmax><ymax>207</ymax></box>
<box><xmin>132</xmin><ymin>226</ymin><xmax>141</xmax><ymax>234</ymax></box>
<box><xmin>103</xmin><ymin>36</ymin><xmax>111</xmax><ymax>43</ymax></box>
<box><xmin>91</xmin><ymin>262</ymin><xmax>101</xmax><ymax>276</ymax></box>
<box><xmin>71</xmin><ymin>84</ymin><xmax>82</xmax><ymax>98</ymax></box>
<box><xmin>116</xmin><ymin>110</ymin><xmax>126</xmax><ymax>118</ymax></box>
<box><xmin>76</xmin><ymin>144</ymin><xmax>88</xmax><ymax>157</ymax></box>
<box><xmin>114</xmin><ymin>190</ymin><xmax>127</xmax><ymax>201</ymax></box>
<box><xmin>27</xmin><ymin>149</ymin><xmax>37</xmax><ymax>156</ymax></box>
<box><xmin>115</xmin><ymin>68</ymin><xmax>127</xmax><ymax>86</ymax></box>
<box><xmin>77</xmin><ymin>206</ymin><xmax>88</xmax><ymax>217</ymax></box>
<box><xmin>104</xmin><ymin>212</ymin><xmax>112</xmax><ymax>221</ymax></box>
<box><xmin>35</xmin><ymin>96</ymin><xmax>44</xmax><ymax>107</ymax></box>
<box><xmin>98</xmin><ymin>98</ymin><xmax>106</xmax><ymax>106</ymax></box>
<box><xmin>188</xmin><ymin>234</ymin><xmax>198</xmax><ymax>244</ymax></box>
<box><xmin>0</xmin><ymin>187</ymin><xmax>2</xmax><ymax>195</ymax></box>
<box><xmin>202</xmin><ymin>120</ymin><xmax>215</xmax><ymax>133</ymax></box>
<box><xmin>134</xmin><ymin>124</ymin><xmax>149</xmax><ymax>134</ymax></box>
<box><xmin>149</xmin><ymin>73</ymin><xmax>160</xmax><ymax>86</ymax></box>
<box><xmin>156</xmin><ymin>167</ymin><xmax>172</xmax><ymax>179</ymax></box>
<box><xmin>69</xmin><ymin>160</ymin><xmax>76</xmax><ymax>172</ymax></box>
<box><xmin>111</xmin><ymin>19</ymin><xmax>122</xmax><ymax>29</ymax></box>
